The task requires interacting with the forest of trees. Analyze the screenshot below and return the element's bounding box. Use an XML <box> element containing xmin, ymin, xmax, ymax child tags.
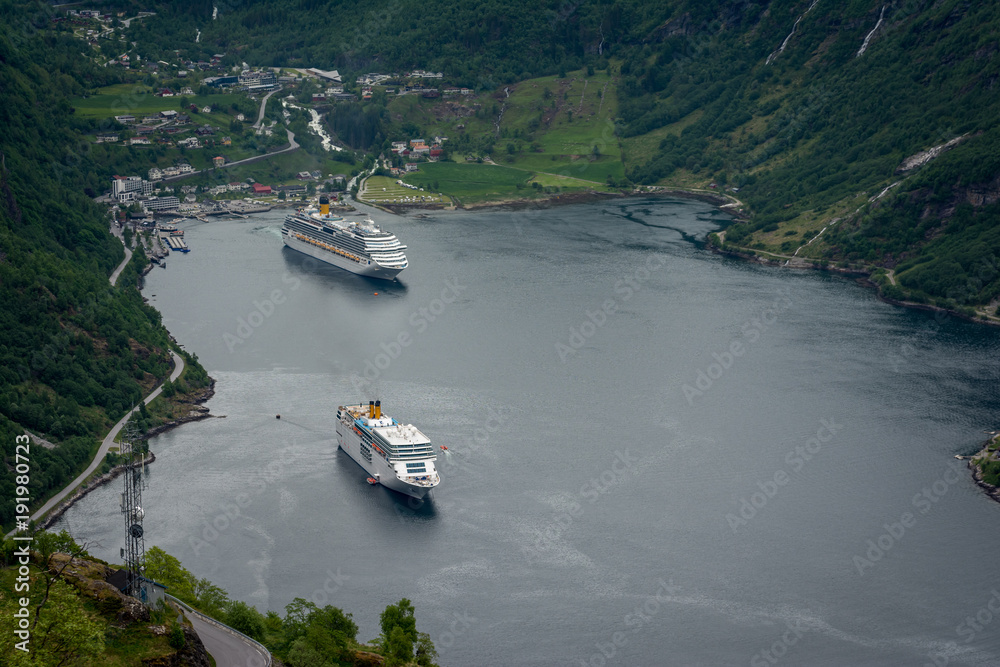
<box><xmin>0</xmin><ymin>2</ymin><xmax>210</xmax><ymax>528</ymax></box>
<box><xmin>0</xmin><ymin>532</ymin><xmax>440</xmax><ymax>666</ymax></box>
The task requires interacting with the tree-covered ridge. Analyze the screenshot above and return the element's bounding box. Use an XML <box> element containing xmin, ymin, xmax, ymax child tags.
<box><xmin>608</xmin><ymin>0</ymin><xmax>1000</xmax><ymax>310</ymax></box>
<box><xmin>0</xmin><ymin>533</ymin><xmax>441</xmax><ymax>667</ymax></box>
<box><xmin>0</xmin><ymin>2</ymin><xmax>208</xmax><ymax>529</ymax></box>
<box><xmin>122</xmin><ymin>0</ymin><xmax>680</xmax><ymax>87</ymax></box>
<box><xmin>825</xmin><ymin>127</ymin><xmax>1000</xmax><ymax>311</ymax></box>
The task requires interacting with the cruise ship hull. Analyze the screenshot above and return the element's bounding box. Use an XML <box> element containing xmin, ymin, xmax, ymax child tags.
<box><xmin>335</xmin><ymin>420</ymin><xmax>436</xmax><ymax>499</ymax></box>
<box><xmin>282</xmin><ymin>233</ymin><xmax>404</xmax><ymax>281</ymax></box>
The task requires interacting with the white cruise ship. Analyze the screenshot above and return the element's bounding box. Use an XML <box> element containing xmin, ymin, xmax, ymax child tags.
<box><xmin>281</xmin><ymin>196</ymin><xmax>407</xmax><ymax>280</ymax></box>
<box><xmin>336</xmin><ymin>401</ymin><xmax>440</xmax><ymax>499</ymax></box>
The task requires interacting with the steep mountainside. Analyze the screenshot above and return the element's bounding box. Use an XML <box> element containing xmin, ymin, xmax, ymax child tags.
<box><xmin>132</xmin><ymin>0</ymin><xmax>1000</xmax><ymax>308</ymax></box>
<box><xmin>0</xmin><ymin>2</ymin><xmax>209</xmax><ymax>528</ymax></box>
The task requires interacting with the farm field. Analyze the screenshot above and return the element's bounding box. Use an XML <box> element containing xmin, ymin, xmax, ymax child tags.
<box><xmin>361</xmin><ymin>175</ymin><xmax>449</xmax><ymax>204</ymax></box>
<box><xmin>400</xmin><ymin>161</ymin><xmax>607</xmax><ymax>205</ymax></box>
<box><xmin>72</xmin><ymin>84</ymin><xmax>243</xmax><ymax>125</ymax></box>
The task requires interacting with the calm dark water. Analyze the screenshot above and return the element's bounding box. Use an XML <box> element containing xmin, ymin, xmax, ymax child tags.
<box><xmin>56</xmin><ymin>198</ymin><xmax>1000</xmax><ymax>666</ymax></box>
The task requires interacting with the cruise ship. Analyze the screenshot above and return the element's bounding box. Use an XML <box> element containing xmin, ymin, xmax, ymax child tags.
<box><xmin>336</xmin><ymin>401</ymin><xmax>440</xmax><ymax>499</ymax></box>
<box><xmin>281</xmin><ymin>196</ymin><xmax>407</xmax><ymax>279</ymax></box>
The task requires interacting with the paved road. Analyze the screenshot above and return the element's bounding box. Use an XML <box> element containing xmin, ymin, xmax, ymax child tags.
<box><xmin>109</xmin><ymin>225</ymin><xmax>133</xmax><ymax>286</ymax></box>
<box><xmin>253</xmin><ymin>88</ymin><xmax>281</xmax><ymax>129</ymax></box>
<box><xmin>160</xmin><ymin>129</ymin><xmax>299</xmax><ymax>184</ymax></box>
<box><xmin>225</xmin><ymin>129</ymin><xmax>299</xmax><ymax>168</ymax></box>
<box><xmin>6</xmin><ymin>351</ymin><xmax>185</xmax><ymax>536</ymax></box>
<box><xmin>184</xmin><ymin>610</ymin><xmax>270</xmax><ymax>667</ymax></box>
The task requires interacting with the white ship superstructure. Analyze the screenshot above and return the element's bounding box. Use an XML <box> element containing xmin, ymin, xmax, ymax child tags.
<box><xmin>281</xmin><ymin>196</ymin><xmax>407</xmax><ymax>280</ymax></box>
<box><xmin>336</xmin><ymin>401</ymin><xmax>440</xmax><ymax>499</ymax></box>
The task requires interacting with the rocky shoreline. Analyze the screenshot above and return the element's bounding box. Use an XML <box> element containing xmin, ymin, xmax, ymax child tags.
<box><xmin>40</xmin><ymin>451</ymin><xmax>158</xmax><ymax>531</ymax></box>
<box><xmin>967</xmin><ymin>436</ymin><xmax>1000</xmax><ymax>505</ymax></box>
<box><xmin>40</xmin><ymin>380</ymin><xmax>218</xmax><ymax>530</ymax></box>
<box><xmin>707</xmin><ymin>234</ymin><xmax>1000</xmax><ymax>328</ymax></box>
<box><xmin>376</xmin><ymin>184</ymin><xmax>741</xmax><ymax>214</ymax></box>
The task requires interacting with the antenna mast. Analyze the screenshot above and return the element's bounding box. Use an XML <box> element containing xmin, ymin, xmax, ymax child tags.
<box><xmin>120</xmin><ymin>417</ymin><xmax>148</xmax><ymax>600</ymax></box>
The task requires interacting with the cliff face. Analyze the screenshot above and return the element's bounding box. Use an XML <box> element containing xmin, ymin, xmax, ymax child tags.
<box><xmin>46</xmin><ymin>553</ymin><xmax>212</xmax><ymax>666</ymax></box>
<box><xmin>49</xmin><ymin>553</ymin><xmax>150</xmax><ymax>625</ymax></box>
<box><xmin>142</xmin><ymin>627</ymin><xmax>212</xmax><ymax>667</ymax></box>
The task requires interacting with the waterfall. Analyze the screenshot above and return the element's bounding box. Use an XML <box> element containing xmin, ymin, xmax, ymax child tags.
<box><xmin>766</xmin><ymin>0</ymin><xmax>820</xmax><ymax>65</ymax></box>
<box><xmin>856</xmin><ymin>5</ymin><xmax>886</xmax><ymax>57</ymax></box>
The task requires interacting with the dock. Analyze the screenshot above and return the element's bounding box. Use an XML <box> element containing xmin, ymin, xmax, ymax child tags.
<box><xmin>164</xmin><ymin>235</ymin><xmax>190</xmax><ymax>252</ymax></box>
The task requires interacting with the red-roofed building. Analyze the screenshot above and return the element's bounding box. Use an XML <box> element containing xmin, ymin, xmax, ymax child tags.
<box><xmin>251</xmin><ymin>183</ymin><xmax>272</xmax><ymax>194</ymax></box>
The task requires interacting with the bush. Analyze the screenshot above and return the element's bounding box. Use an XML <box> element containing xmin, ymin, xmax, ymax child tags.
<box><xmin>168</xmin><ymin>623</ymin><xmax>186</xmax><ymax>649</ymax></box>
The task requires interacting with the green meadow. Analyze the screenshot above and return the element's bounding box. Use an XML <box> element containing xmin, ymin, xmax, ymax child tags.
<box><xmin>401</xmin><ymin>161</ymin><xmax>606</xmax><ymax>205</ymax></box>
<box><xmin>72</xmin><ymin>84</ymin><xmax>242</xmax><ymax>123</ymax></box>
<box><xmin>362</xmin><ymin>175</ymin><xmax>449</xmax><ymax>204</ymax></box>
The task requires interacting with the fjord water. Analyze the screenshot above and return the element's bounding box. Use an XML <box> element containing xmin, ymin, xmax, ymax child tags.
<box><xmin>56</xmin><ymin>198</ymin><xmax>1000</xmax><ymax>666</ymax></box>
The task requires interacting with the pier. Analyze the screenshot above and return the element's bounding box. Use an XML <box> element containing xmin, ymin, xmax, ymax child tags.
<box><xmin>164</xmin><ymin>234</ymin><xmax>190</xmax><ymax>252</ymax></box>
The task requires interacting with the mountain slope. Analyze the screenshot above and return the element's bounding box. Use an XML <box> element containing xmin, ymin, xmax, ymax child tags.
<box><xmin>0</xmin><ymin>1</ymin><xmax>209</xmax><ymax>528</ymax></box>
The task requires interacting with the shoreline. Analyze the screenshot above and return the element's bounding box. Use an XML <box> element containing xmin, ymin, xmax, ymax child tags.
<box><xmin>967</xmin><ymin>436</ymin><xmax>1000</xmax><ymax>505</ymax></box>
<box><xmin>40</xmin><ymin>380</ymin><xmax>218</xmax><ymax>530</ymax></box>
<box><xmin>40</xmin><ymin>451</ymin><xmax>157</xmax><ymax>531</ymax></box>
<box><xmin>370</xmin><ymin>184</ymin><xmax>743</xmax><ymax>215</ymax></box>
<box><xmin>707</xmin><ymin>236</ymin><xmax>1000</xmax><ymax>328</ymax></box>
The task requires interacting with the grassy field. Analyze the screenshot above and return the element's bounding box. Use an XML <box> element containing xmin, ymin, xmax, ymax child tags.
<box><xmin>72</xmin><ymin>84</ymin><xmax>243</xmax><ymax>120</ymax></box>
<box><xmin>361</xmin><ymin>175</ymin><xmax>449</xmax><ymax>204</ymax></box>
<box><xmin>401</xmin><ymin>162</ymin><xmax>533</xmax><ymax>204</ymax></box>
<box><xmin>168</xmin><ymin>150</ymin><xmax>357</xmax><ymax>187</ymax></box>
<box><xmin>400</xmin><ymin>161</ymin><xmax>607</xmax><ymax>205</ymax></box>
<box><xmin>386</xmin><ymin>67</ymin><xmax>625</xmax><ymax>184</ymax></box>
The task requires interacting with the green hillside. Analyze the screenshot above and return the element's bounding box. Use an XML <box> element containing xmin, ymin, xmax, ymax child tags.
<box><xmin>0</xmin><ymin>533</ymin><xmax>440</xmax><ymax>666</ymax></box>
<box><xmin>137</xmin><ymin>0</ymin><xmax>1000</xmax><ymax>311</ymax></box>
<box><xmin>0</xmin><ymin>2</ymin><xmax>211</xmax><ymax>529</ymax></box>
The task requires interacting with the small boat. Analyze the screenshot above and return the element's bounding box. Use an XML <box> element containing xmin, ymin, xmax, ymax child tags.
<box><xmin>276</xmin><ymin>414</ymin><xmax>281</xmax><ymax>419</ymax></box>
<box><xmin>440</xmin><ymin>445</ymin><xmax>448</xmax><ymax>451</ymax></box>
<box><xmin>366</xmin><ymin>477</ymin><xmax>379</xmax><ymax>485</ymax></box>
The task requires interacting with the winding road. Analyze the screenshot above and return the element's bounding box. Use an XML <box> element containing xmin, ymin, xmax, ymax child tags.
<box><xmin>5</xmin><ymin>230</ymin><xmax>183</xmax><ymax>537</ymax></box>
<box><xmin>108</xmin><ymin>224</ymin><xmax>133</xmax><ymax>287</ymax></box>
<box><xmin>4</xmin><ymin>350</ymin><xmax>185</xmax><ymax>537</ymax></box>
<box><xmin>185</xmin><ymin>610</ymin><xmax>270</xmax><ymax>667</ymax></box>
<box><xmin>160</xmin><ymin>128</ymin><xmax>299</xmax><ymax>184</ymax></box>
<box><xmin>252</xmin><ymin>88</ymin><xmax>280</xmax><ymax>130</ymax></box>
<box><xmin>168</xmin><ymin>596</ymin><xmax>271</xmax><ymax>667</ymax></box>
